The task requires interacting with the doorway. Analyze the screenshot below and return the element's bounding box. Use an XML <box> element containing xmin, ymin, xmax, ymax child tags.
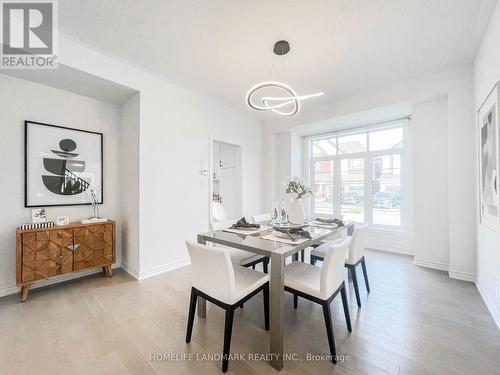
<box><xmin>210</xmin><ymin>140</ymin><xmax>243</xmax><ymax>225</ymax></box>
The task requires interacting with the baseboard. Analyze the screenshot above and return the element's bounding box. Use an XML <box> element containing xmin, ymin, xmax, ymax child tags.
<box><xmin>0</xmin><ymin>285</ymin><xmax>21</xmax><ymax>298</ymax></box>
<box><xmin>413</xmin><ymin>257</ymin><xmax>449</xmax><ymax>272</ymax></box>
<box><xmin>366</xmin><ymin>244</ymin><xmax>414</xmax><ymax>256</ymax></box>
<box><xmin>138</xmin><ymin>258</ymin><xmax>190</xmax><ymax>280</ymax></box>
<box><xmin>0</xmin><ymin>263</ymin><xmax>121</xmax><ymax>298</ymax></box>
<box><xmin>121</xmin><ymin>261</ymin><xmax>140</xmax><ymax>279</ymax></box>
<box><xmin>476</xmin><ymin>279</ymin><xmax>500</xmax><ymax>331</ymax></box>
<box><xmin>449</xmin><ymin>269</ymin><xmax>476</xmax><ymax>283</ymax></box>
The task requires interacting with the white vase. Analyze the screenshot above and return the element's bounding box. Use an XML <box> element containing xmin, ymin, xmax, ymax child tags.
<box><xmin>288</xmin><ymin>198</ymin><xmax>305</xmax><ymax>224</ymax></box>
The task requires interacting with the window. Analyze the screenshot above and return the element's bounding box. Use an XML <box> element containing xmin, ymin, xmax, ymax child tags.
<box><xmin>341</xmin><ymin>158</ymin><xmax>364</xmax><ymax>223</ymax></box>
<box><xmin>309</xmin><ymin>124</ymin><xmax>405</xmax><ymax>228</ymax></box>
<box><xmin>313</xmin><ymin>160</ymin><xmax>334</xmax><ymax>217</ymax></box>
<box><xmin>372</xmin><ymin>154</ymin><xmax>401</xmax><ymax>226</ymax></box>
<box><xmin>338</xmin><ymin>133</ymin><xmax>367</xmax><ymax>154</ymax></box>
<box><xmin>312</xmin><ymin>138</ymin><xmax>337</xmax><ymax>157</ymax></box>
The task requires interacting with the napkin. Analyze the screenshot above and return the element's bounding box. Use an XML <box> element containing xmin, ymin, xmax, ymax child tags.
<box><xmin>273</xmin><ymin>226</ymin><xmax>312</xmax><ymax>240</ymax></box>
<box><xmin>231</xmin><ymin>217</ymin><xmax>260</xmax><ymax>229</ymax></box>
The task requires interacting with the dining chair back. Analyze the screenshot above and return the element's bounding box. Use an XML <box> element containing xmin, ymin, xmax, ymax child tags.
<box><xmin>321</xmin><ymin>238</ymin><xmax>350</xmax><ymax>297</ymax></box>
<box><xmin>185</xmin><ymin>241</ymin><xmax>270</xmax><ymax>372</ymax></box>
<box><xmin>346</xmin><ymin>223</ymin><xmax>369</xmax><ymax>265</ymax></box>
<box><xmin>209</xmin><ymin>220</ymin><xmax>270</xmax><ymax>274</ymax></box>
<box><xmin>283</xmin><ymin>237</ymin><xmax>352</xmax><ymax>363</ymax></box>
<box><xmin>186</xmin><ymin>241</ymin><xmax>235</xmax><ymax>304</ymax></box>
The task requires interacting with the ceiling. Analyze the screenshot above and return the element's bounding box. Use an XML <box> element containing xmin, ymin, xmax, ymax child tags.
<box><xmin>59</xmin><ymin>0</ymin><xmax>497</xmax><ymax>121</ymax></box>
<box><xmin>3</xmin><ymin>64</ymin><xmax>138</xmax><ymax>104</ymax></box>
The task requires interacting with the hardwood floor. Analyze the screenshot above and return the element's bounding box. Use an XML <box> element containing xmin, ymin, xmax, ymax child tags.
<box><xmin>1</xmin><ymin>249</ymin><xmax>499</xmax><ymax>374</ymax></box>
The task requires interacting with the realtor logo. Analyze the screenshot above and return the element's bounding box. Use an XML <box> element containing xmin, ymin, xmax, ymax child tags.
<box><xmin>1</xmin><ymin>0</ymin><xmax>57</xmax><ymax>69</ymax></box>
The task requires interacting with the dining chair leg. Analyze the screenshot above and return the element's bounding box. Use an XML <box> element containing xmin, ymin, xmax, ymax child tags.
<box><xmin>222</xmin><ymin>307</ymin><xmax>235</xmax><ymax>373</ymax></box>
<box><xmin>361</xmin><ymin>257</ymin><xmax>370</xmax><ymax>293</ymax></box>
<box><xmin>293</xmin><ymin>294</ymin><xmax>298</xmax><ymax>309</ymax></box>
<box><xmin>350</xmin><ymin>267</ymin><xmax>362</xmax><ymax>307</ymax></box>
<box><xmin>321</xmin><ymin>301</ymin><xmax>337</xmax><ymax>363</ymax></box>
<box><xmin>301</xmin><ymin>250</ymin><xmax>305</xmax><ymax>262</ymax></box>
<box><xmin>263</xmin><ymin>258</ymin><xmax>269</xmax><ymax>274</ymax></box>
<box><xmin>263</xmin><ymin>284</ymin><xmax>270</xmax><ymax>331</ymax></box>
<box><xmin>340</xmin><ymin>286</ymin><xmax>352</xmax><ymax>332</ymax></box>
<box><xmin>293</xmin><ymin>253</ymin><xmax>299</xmax><ymax>261</ymax></box>
<box><xmin>185</xmin><ymin>288</ymin><xmax>197</xmax><ymax>343</ymax></box>
<box><xmin>310</xmin><ymin>255</ymin><xmax>319</xmax><ymax>265</ymax></box>
<box><xmin>252</xmin><ymin>265</ymin><xmax>255</xmax><ymax>270</ymax></box>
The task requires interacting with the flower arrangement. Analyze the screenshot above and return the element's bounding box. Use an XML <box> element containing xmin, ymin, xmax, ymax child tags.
<box><xmin>284</xmin><ymin>176</ymin><xmax>314</xmax><ymax>199</ymax></box>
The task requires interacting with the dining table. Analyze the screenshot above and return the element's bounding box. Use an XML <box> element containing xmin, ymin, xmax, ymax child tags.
<box><xmin>196</xmin><ymin>222</ymin><xmax>354</xmax><ymax>371</ymax></box>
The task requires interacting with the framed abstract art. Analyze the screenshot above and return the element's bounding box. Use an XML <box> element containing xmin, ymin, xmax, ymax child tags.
<box><xmin>478</xmin><ymin>83</ymin><xmax>500</xmax><ymax>232</ymax></box>
<box><xmin>25</xmin><ymin>121</ymin><xmax>103</xmax><ymax>207</ymax></box>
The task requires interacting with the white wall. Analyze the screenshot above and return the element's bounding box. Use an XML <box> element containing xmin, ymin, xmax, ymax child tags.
<box><xmin>413</xmin><ymin>96</ymin><xmax>450</xmax><ymax>269</ymax></box>
<box><xmin>120</xmin><ymin>93</ymin><xmax>140</xmax><ymax>277</ymax></box>
<box><xmin>273</xmin><ymin>133</ymin><xmax>292</xmax><ymax>203</ymax></box>
<box><xmin>55</xmin><ymin>35</ymin><xmax>265</xmax><ymax>279</ymax></box>
<box><xmin>0</xmin><ymin>73</ymin><xmax>122</xmax><ymax>296</ymax></box>
<box><xmin>138</xmin><ymin>85</ymin><xmax>264</xmax><ymax>278</ymax></box>
<box><xmin>473</xmin><ymin>1</ymin><xmax>500</xmax><ymax>328</ymax></box>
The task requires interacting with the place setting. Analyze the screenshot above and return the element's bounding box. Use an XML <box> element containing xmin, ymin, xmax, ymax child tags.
<box><xmin>221</xmin><ymin>217</ymin><xmax>272</xmax><ymax>235</ymax></box>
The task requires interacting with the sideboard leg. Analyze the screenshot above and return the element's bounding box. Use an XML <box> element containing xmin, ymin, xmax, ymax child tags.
<box><xmin>21</xmin><ymin>285</ymin><xmax>30</xmax><ymax>302</ymax></box>
<box><xmin>103</xmin><ymin>265</ymin><xmax>113</xmax><ymax>278</ymax></box>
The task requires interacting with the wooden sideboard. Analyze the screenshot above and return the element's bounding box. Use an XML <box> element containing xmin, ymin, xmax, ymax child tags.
<box><xmin>16</xmin><ymin>220</ymin><xmax>116</xmax><ymax>301</ymax></box>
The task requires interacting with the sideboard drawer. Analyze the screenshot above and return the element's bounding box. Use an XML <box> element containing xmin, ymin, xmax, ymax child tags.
<box><xmin>73</xmin><ymin>224</ymin><xmax>114</xmax><ymax>271</ymax></box>
<box><xmin>21</xmin><ymin>229</ymin><xmax>74</xmax><ymax>283</ymax></box>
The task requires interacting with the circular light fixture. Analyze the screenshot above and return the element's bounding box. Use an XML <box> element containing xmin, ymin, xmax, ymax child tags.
<box><xmin>246</xmin><ymin>41</ymin><xmax>323</xmax><ymax>116</ymax></box>
<box><xmin>246</xmin><ymin>81</ymin><xmax>323</xmax><ymax>116</ymax></box>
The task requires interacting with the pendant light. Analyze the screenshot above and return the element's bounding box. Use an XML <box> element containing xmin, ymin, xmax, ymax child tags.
<box><xmin>246</xmin><ymin>40</ymin><xmax>323</xmax><ymax>116</ymax></box>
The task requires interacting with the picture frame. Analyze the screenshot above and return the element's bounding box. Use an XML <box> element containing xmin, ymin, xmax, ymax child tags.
<box><xmin>25</xmin><ymin>121</ymin><xmax>104</xmax><ymax>207</ymax></box>
<box><xmin>478</xmin><ymin>82</ymin><xmax>500</xmax><ymax>232</ymax></box>
<box><xmin>31</xmin><ymin>208</ymin><xmax>47</xmax><ymax>223</ymax></box>
<box><xmin>56</xmin><ymin>216</ymin><xmax>70</xmax><ymax>226</ymax></box>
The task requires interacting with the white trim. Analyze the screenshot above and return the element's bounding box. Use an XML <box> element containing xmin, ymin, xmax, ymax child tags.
<box><xmin>138</xmin><ymin>258</ymin><xmax>190</xmax><ymax>280</ymax></box>
<box><xmin>0</xmin><ymin>263</ymin><xmax>122</xmax><ymax>298</ymax></box>
<box><xmin>449</xmin><ymin>269</ymin><xmax>476</xmax><ymax>283</ymax></box>
<box><xmin>413</xmin><ymin>257</ymin><xmax>449</xmax><ymax>271</ymax></box>
<box><xmin>366</xmin><ymin>245</ymin><xmax>413</xmax><ymax>256</ymax></box>
<box><xmin>476</xmin><ymin>279</ymin><xmax>500</xmax><ymax>331</ymax></box>
<box><xmin>121</xmin><ymin>261</ymin><xmax>140</xmax><ymax>279</ymax></box>
<box><xmin>209</xmin><ymin>137</ymin><xmax>245</xmax><ymax>228</ymax></box>
<box><xmin>0</xmin><ymin>285</ymin><xmax>21</xmax><ymax>298</ymax></box>
<box><xmin>305</xmin><ymin>117</ymin><xmax>411</xmax><ymax>140</ymax></box>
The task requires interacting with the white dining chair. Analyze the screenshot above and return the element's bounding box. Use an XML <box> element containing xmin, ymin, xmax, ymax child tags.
<box><xmin>284</xmin><ymin>238</ymin><xmax>351</xmax><ymax>363</ymax></box>
<box><xmin>185</xmin><ymin>241</ymin><xmax>270</xmax><ymax>373</ymax></box>
<box><xmin>210</xmin><ymin>221</ymin><xmax>269</xmax><ymax>273</ymax></box>
<box><xmin>251</xmin><ymin>212</ymin><xmax>272</xmax><ymax>224</ymax></box>
<box><xmin>310</xmin><ymin>223</ymin><xmax>370</xmax><ymax>307</ymax></box>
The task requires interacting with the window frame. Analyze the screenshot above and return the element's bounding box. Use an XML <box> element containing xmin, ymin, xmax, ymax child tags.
<box><xmin>307</xmin><ymin>121</ymin><xmax>409</xmax><ymax>231</ymax></box>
